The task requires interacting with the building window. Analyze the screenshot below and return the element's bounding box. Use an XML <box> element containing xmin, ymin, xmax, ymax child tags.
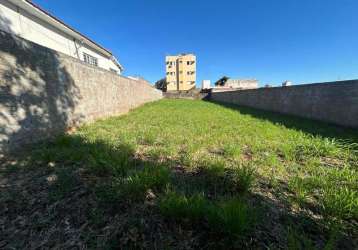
<box><xmin>180</xmin><ymin>71</ymin><xmax>183</xmax><ymax>74</ymax></box>
<box><xmin>187</xmin><ymin>61</ymin><xmax>195</xmax><ymax>65</ymax></box>
<box><xmin>187</xmin><ymin>71</ymin><xmax>195</xmax><ymax>75</ymax></box>
<box><xmin>83</xmin><ymin>53</ymin><xmax>98</xmax><ymax>66</ymax></box>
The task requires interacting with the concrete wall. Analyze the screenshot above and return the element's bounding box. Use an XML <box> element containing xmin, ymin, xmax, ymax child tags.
<box><xmin>163</xmin><ymin>89</ymin><xmax>209</xmax><ymax>100</ymax></box>
<box><xmin>210</xmin><ymin>81</ymin><xmax>358</xmax><ymax>128</ymax></box>
<box><xmin>0</xmin><ymin>0</ymin><xmax>122</xmax><ymax>73</ymax></box>
<box><xmin>0</xmin><ymin>30</ymin><xmax>162</xmax><ymax>153</ymax></box>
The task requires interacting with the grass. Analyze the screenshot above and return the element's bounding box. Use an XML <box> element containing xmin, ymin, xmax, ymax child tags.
<box><xmin>159</xmin><ymin>190</ymin><xmax>256</xmax><ymax>237</ymax></box>
<box><xmin>3</xmin><ymin>99</ymin><xmax>358</xmax><ymax>249</ymax></box>
<box><xmin>159</xmin><ymin>191</ymin><xmax>209</xmax><ymax>221</ymax></box>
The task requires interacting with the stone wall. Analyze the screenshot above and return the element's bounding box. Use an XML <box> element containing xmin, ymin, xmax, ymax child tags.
<box><xmin>210</xmin><ymin>80</ymin><xmax>358</xmax><ymax>128</ymax></box>
<box><xmin>0</xmin><ymin>30</ymin><xmax>162</xmax><ymax>153</ymax></box>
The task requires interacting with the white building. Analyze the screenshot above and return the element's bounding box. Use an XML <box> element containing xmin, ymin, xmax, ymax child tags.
<box><xmin>0</xmin><ymin>0</ymin><xmax>123</xmax><ymax>74</ymax></box>
<box><xmin>282</xmin><ymin>81</ymin><xmax>292</xmax><ymax>87</ymax></box>
<box><xmin>202</xmin><ymin>80</ymin><xmax>211</xmax><ymax>89</ymax></box>
<box><xmin>223</xmin><ymin>79</ymin><xmax>258</xmax><ymax>89</ymax></box>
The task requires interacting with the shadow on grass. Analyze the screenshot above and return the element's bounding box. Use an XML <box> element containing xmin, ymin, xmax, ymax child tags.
<box><xmin>209</xmin><ymin>101</ymin><xmax>358</xmax><ymax>144</ymax></box>
<box><xmin>1</xmin><ymin>134</ymin><xmax>354</xmax><ymax>249</ymax></box>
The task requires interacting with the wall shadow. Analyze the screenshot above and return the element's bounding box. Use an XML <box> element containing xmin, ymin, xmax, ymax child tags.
<box><xmin>208</xmin><ymin>100</ymin><xmax>358</xmax><ymax>144</ymax></box>
<box><xmin>0</xmin><ymin>14</ymin><xmax>82</xmax><ymax>153</ymax></box>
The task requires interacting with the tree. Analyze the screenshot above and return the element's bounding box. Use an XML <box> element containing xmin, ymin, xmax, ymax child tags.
<box><xmin>155</xmin><ymin>78</ymin><xmax>167</xmax><ymax>92</ymax></box>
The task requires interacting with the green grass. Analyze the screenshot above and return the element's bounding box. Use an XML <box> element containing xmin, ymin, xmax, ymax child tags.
<box><xmin>159</xmin><ymin>191</ymin><xmax>255</xmax><ymax>236</ymax></box>
<box><xmin>159</xmin><ymin>191</ymin><xmax>210</xmax><ymax>221</ymax></box>
<box><xmin>13</xmin><ymin>99</ymin><xmax>358</xmax><ymax>247</ymax></box>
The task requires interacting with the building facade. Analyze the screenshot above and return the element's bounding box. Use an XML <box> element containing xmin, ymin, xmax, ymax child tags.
<box><xmin>214</xmin><ymin>77</ymin><xmax>258</xmax><ymax>90</ymax></box>
<box><xmin>0</xmin><ymin>0</ymin><xmax>123</xmax><ymax>74</ymax></box>
<box><xmin>223</xmin><ymin>79</ymin><xmax>258</xmax><ymax>89</ymax></box>
<box><xmin>166</xmin><ymin>53</ymin><xmax>196</xmax><ymax>91</ymax></box>
<box><xmin>202</xmin><ymin>80</ymin><xmax>211</xmax><ymax>89</ymax></box>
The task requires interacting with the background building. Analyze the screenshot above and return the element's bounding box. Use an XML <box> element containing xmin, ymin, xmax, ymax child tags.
<box><xmin>166</xmin><ymin>53</ymin><xmax>196</xmax><ymax>91</ymax></box>
<box><xmin>202</xmin><ymin>80</ymin><xmax>211</xmax><ymax>89</ymax></box>
<box><xmin>214</xmin><ymin>76</ymin><xmax>258</xmax><ymax>90</ymax></box>
<box><xmin>0</xmin><ymin>0</ymin><xmax>123</xmax><ymax>74</ymax></box>
<box><xmin>282</xmin><ymin>80</ymin><xmax>292</xmax><ymax>87</ymax></box>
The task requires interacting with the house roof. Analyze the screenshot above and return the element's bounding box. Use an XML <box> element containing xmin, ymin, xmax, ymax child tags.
<box><xmin>8</xmin><ymin>0</ymin><xmax>123</xmax><ymax>70</ymax></box>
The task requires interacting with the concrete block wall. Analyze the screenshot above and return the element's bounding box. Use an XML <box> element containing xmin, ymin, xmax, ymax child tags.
<box><xmin>210</xmin><ymin>80</ymin><xmax>358</xmax><ymax>128</ymax></box>
<box><xmin>0</xmin><ymin>30</ymin><xmax>162</xmax><ymax>153</ymax></box>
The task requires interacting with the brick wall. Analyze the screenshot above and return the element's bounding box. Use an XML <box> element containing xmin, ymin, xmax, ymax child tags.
<box><xmin>0</xmin><ymin>31</ymin><xmax>162</xmax><ymax>153</ymax></box>
<box><xmin>210</xmin><ymin>81</ymin><xmax>358</xmax><ymax>128</ymax></box>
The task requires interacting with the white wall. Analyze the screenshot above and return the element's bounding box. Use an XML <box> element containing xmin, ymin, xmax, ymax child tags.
<box><xmin>202</xmin><ymin>80</ymin><xmax>211</xmax><ymax>89</ymax></box>
<box><xmin>0</xmin><ymin>0</ymin><xmax>121</xmax><ymax>74</ymax></box>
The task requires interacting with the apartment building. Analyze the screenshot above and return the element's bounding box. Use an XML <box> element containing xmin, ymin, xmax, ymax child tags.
<box><xmin>166</xmin><ymin>53</ymin><xmax>196</xmax><ymax>91</ymax></box>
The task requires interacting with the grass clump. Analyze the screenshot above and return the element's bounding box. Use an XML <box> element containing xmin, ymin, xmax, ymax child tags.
<box><xmin>199</xmin><ymin>161</ymin><xmax>255</xmax><ymax>194</ymax></box>
<box><xmin>97</xmin><ymin>165</ymin><xmax>171</xmax><ymax>203</ymax></box>
<box><xmin>159</xmin><ymin>191</ymin><xmax>209</xmax><ymax>221</ymax></box>
<box><xmin>117</xmin><ymin>165</ymin><xmax>170</xmax><ymax>200</ymax></box>
<box><xmin>322</xmin><ymin>187</ymin><xmax>358</xmax><ymax>220</ymax></box>
<box><xmin>159</xmin><ymin>191</ymin><xmax>256</xmax><ymax>237</ymax></box>
<box><xmin>229</xmin><ymin>163</ymin><xmax>256</xmax><ymax>193</ymax></box>
<box><xmin>207</xmin><ymin>199</ymin><xmax>256</xmax><ymax>237</ymax></box>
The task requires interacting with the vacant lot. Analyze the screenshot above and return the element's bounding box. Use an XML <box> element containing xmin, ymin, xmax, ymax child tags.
<box><xmin>1</xmin><ymin>99</ymin><xmax>357</xmax><ymax>249</ymax></box>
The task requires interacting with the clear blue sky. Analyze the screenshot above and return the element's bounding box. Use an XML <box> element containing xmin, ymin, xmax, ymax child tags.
<box><xmin>34</xmin><ymin>0</ymin><xmax>358</xmax><ymax>87</ymax></box>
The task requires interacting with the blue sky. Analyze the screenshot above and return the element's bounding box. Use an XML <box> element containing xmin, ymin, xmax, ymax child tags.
<box><xmin>34</xmin><ymin>0</ymin><xmax>358</xmax><ymax>87</ymax></box>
